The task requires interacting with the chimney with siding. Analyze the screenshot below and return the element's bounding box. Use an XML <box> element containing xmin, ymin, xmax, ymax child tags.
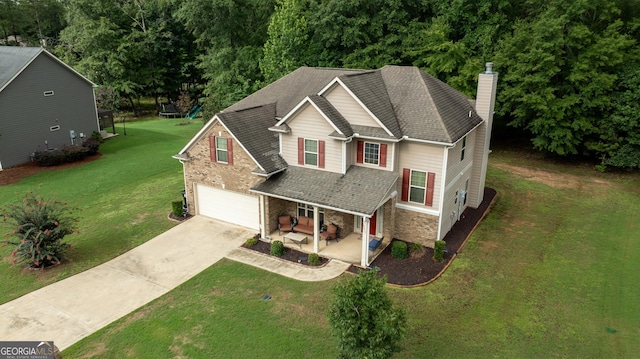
<box><xmin>467</xmin><ymin>62</ymin><xmax>498</xmax><ymax>208</ymax></box>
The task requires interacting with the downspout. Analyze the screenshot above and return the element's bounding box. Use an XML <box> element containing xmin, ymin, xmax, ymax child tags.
<box><xmin>436</xmin><ymin>146</ymin><xmax>449</xmax><ymax>241</ymax></box>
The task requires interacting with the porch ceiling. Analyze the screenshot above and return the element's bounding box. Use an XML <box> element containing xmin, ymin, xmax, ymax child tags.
<box><xmin>251</xmin><ymin>165</ymin><xmax>398</xmax><ymax>216</ymax></box>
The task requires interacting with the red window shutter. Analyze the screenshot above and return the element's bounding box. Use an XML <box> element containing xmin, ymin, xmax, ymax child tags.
<box><xmin>298</xmin><ymin>137</ymin><xmax>304</xmax><ymax>165</ymax></box>
<box><xmin>209</xmin><ymin>136</ymin><xmax>216</xmax><ymax>162</ymax></box>
<box><xmin>379</xmin><ymin>144</ymin><xmax>387</xmax><ymax>167</ymax></box>
<box><xmin>227</xmin><ymin>138</ymin><xmax>234</xmax><ymax>165</ymax></box>
<box><xmin>425</xmin><ymin>172</ymin><xmax>435</xmax><ymax>206</ymax></box>
<box><xmin>356</xmin><ymin>140</ymin><xmax>364</xmax><ymax>163</ymax></box>
<box><xmin>319</xmin><ymin>140</ymin><xmax>325</xmax><ymax>168</ymax></box>
<box><xmin>401</xmin><ymin>168</ymin><xmax>410</xmax><ymax>202</ymax></box>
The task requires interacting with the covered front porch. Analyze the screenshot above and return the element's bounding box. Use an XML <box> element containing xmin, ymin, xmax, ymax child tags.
<box><xmin>251</xmin><ymin>166</ymin><xmax>399</xmax><ymax>267</ymax></box>
<box><xmin>265</xmin><ymin>230</ymin><xmax>390</xmax><ymax>266</ymax></box>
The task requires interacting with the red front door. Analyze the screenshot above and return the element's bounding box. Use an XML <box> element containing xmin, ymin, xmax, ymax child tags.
<box><xmin>369</xmin><ymin>210</ymin><xmax>377</xmax><ymax>236</ymax></box>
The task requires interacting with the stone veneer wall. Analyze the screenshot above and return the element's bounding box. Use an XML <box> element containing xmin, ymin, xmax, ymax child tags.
<box><xmin>265</xmin><ymin>197</ymin><xmax>296</xmax><ymax>235</ymax></box>
<box><xmin>183</xmin><ymin>121</ymin><xmax>261</xmax><ymax>216</ymax></box>
<box><xmin>324</xmin><ymin>209</ymin><xmax>354</xmax><ymax>239</ymax></box>
<box><xmin>382</xmin><ymin>200</ymin><xmax>396</xmax><ymax>241</ymax></box>
<box><xmin>393</xmin><ymin>207</ymin><xmax>439</xmax><ymax>248</ymax></box>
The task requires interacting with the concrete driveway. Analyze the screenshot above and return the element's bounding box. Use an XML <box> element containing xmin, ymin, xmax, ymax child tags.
<box><xmin>0</xmin><ymin>216</ymin><xmax>253</xmax><ymax>350</ymax></box>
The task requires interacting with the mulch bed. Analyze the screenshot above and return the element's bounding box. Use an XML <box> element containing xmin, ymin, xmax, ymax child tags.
<box><xmin>240</xmin><ymin>188</ymin><xmax>496</xmax><ymax>287</ymax></box>
<box><xmin>243</xmin><ymin>240</ymin><xmax>330</xmax><ymax>267</ymax></box>
<box><xmin>349</xmin><ymin>187</ymin><xmax>497</xmax><ymax>286</ymax></box>
<box><xmin>0</xmin><ymin>153</ymin><xmax>103</xmax><ymax>186</ymax></box>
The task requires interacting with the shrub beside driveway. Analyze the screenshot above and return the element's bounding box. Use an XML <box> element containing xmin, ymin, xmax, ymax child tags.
<box><xmin>0</xmin><ymin>118</ymin><xmax>202</xmax><ymax>304</ymax></box>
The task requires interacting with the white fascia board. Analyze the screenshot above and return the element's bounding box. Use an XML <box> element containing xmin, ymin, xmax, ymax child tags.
<box><xmin>275</xmin><ymin>96</ymin><xmax>310</xmax><ymax>126</ymax></box>
<box><xmin>395</xmin><ymin>203</ymin><xmax>440</xmax><ymax>217</ymax></box>
<box><xmin>177</xmin><ymin>116</ymin><xmax>218</xmax><ymax>154</ymax></box>
<box><xmin>319</xmin><ymin>77</ymin><xmax>395</xmax><ymax>138</ymax></box>
<box><xmin>249</xmin><ymin>189</ymin><xmax>371</xmax><ymax>217</ymax></box>
<box><xmin>402</xmin><ymin>136</ymin><xmax>455</xmax><ymax>148</ymax></box>
<box><xmin>216</xmin><ymin>118</ymin><xmax>266</xmax><ymax>173</ymax></box>
<box><xmin>275</xmin><ymin>96</ymin><xmax>343</xmax><ymax>135</ymax></box>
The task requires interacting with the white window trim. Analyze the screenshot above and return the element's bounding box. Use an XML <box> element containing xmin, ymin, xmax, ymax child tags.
<box><xmin>460</xmin><ymin>136</ymin><xmax>467</xmax><ymax>161</ymax></box>
<box><xmin>409</xmin><ymin>169</ymin><xmax>427</xmax><ymax>204</ymax></box>
<box><xmin>297</xmin><ymin>203</ymin><xmax>324</xmax><ymax>222</ymax></box>
<box><xmin>215</xmin><ymin>137</ymin><xmax>228</xmax><ymax>164</ymax></box>
<box><xmin>304</xmin><ymin>138</ymin><xmax>318</xmax><ymax>166</ymax></box>
<box><xmin>363</xmin><ymin>142</ymin><xmax>380</xmax><ymax>165</ymax></box>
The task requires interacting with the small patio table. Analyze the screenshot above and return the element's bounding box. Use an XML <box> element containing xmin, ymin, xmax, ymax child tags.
<box><xmin>284</xmin><ymin>232</ymin><xmax>308</xmax><ymax>250</ymax></box>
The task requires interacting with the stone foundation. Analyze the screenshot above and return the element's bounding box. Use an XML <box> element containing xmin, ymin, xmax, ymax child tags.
<box><xmin>393</xmin><ymin>207</ymin><xmax>439</xmax><ymax>248</ymax></box>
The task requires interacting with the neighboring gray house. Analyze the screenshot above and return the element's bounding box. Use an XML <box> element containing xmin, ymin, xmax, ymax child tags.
<box><xmin>0</xmin><ymin>46</ymin><xmax>99</xmax><ymax>170</ymax></box>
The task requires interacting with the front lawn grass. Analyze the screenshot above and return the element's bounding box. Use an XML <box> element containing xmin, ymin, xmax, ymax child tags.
<box><xmin>63</xmin><ymin>150</ymin><xmax>640</xmax><ymax>358</ymax></box>
<box><xmin>0</xmin><ymin>118</ymin><xmax>202</xmax><ymax>304</ymax></box>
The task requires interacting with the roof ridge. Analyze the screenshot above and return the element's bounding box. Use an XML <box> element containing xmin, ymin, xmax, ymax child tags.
<box><xmin>419</xmin><ymin>70</ymin><xmax>452</xmax><ymax>142</ymax></box>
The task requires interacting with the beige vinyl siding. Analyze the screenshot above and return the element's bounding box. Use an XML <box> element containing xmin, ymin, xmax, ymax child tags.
<box><xmin>345</xmin><ymin>139</ymin><xmax>353</xmax><ymax>171</ymax></box>
<box><xmin>445</xmin><ymin>131</ymin><xmax>476</xmax><ymax>186</ymax></box>
<box><xmin>324</xmin><ymin>84</ymin><xmax>380</xmax><ymax>128</ymax></box>
<box><xmin>468</xmin><ymin>124</ymin><xmax>487</xmax><ymax>207</ymax></box>
<box><xmin>397</xmin><ymin>141</ymin><xmax>444</xmax><ymax>211</ymax></box>
<box><xmin>440</xmin><ymin>169</ymin><xmax>470</xmax><ymax>239</ymax></box>
<box><xmin>281</xmin><ymin>103</ymin><xmax>343</xmax><ymax>173</ymax></box>
<box><xmin>352</xmin><ymin>140</ymin><xmax>395</xmax><ymax>172</ymax></box>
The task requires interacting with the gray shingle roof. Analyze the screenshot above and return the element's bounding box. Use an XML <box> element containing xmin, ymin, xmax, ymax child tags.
<box><xmin>351</xmin><ymin>125</ymin><xmax>397</xmax><ymax>140</ymax></box>
<box><xmin>217</xmin><ymin>103</ymin><xmax>287</xmax><ymax>175</ymax></box>
<box><xmin>380</xmin><ymin>66</ymin><xmax>482</xmax><ymax>143</ymax></box>
<box><xmin>225</xmin><ymin>67</ymin><xmax>362</xmax><ymax>117</ymax></box>
<box><xmin>251</xmin><ymin>166</ymin><xmax>398</xmax><ymax>216</ymax></box>
<box><xmin>0</xmin><ymin>46</ymin><xmax>42</xmax><ymax>92</ymax></box>
<box><xmin>338</xmin><ymin>70</ymin><xmax>402</xmax><ymax>138</ymax></box>
<box><xmin>308</xmin><ymin>95</ymin><xmax>353</xmax><ymax>137</ymax></box>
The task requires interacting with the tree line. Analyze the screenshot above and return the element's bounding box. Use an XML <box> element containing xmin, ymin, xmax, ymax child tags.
<box><xmin>2</xmin><ymin>0</ymin><xmax>639</xmax><ymax>169</ymax></box>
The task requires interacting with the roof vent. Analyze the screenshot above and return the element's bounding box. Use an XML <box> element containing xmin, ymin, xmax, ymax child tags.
<box><xmin>485</xmin><ymin>62</ymin><xmax>494</xmax><ymax>74</ymax></box>
<box><xmin>468</xmin><ymin>110</ymin><xmax>472</xmax><ymax>118</ymax></box>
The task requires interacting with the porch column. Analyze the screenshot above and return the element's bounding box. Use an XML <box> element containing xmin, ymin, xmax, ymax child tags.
<box><xmin>361</xmin><ymin>217</ymin><xmax>370</xmax><ymax>267</ymax></box>
<box><xmin>259</xmin><ymin>195</ymin><xmax>266</xmax><ymax>239</ymax></box>
<box><xmin>313</xmin><ymin>206</ymin><xmax>319</xmax><ymax>253</ymax></box>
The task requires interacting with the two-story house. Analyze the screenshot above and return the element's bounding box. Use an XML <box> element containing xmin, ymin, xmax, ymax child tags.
<box><xmin>174</xmin><ymin>64</ymin><xmax>498</xmax><ymax>267</ymax></box>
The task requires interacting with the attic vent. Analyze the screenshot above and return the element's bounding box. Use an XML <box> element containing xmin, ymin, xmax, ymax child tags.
<box><xmin>50</xmin><ymin>125</ymin><xmax>60</xmax><ymax>131</ymax></box>
<box><xmin>44</xmin><ymin>90</ymin><xmax>54</xmax><ymax>96</ymax></box>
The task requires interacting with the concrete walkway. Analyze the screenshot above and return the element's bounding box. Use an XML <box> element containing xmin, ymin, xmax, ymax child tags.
<box><xmin>0</xmin><ymin>216</ymin><xmax>349</xmax><ymax>350</ymax></box>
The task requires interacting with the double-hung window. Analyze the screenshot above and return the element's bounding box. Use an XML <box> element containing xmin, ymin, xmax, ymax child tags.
<box><xmin>402</xmin><ymin>168</ymin><xmax>436</xmax><ymax>206</ymax></box>
<box><xmin>409</xmin><ymin>170</ymin><xmax>427</xmax><ymax>203</ymax></box>
<box><xmin>364</xmin><ymin>142</ymin><xmax>380</xmax><ymax>165</ymax></box>
<box><xmin>460</xmin><ymin>136</ymin><xmax>467</xmax><ymax>161</ymax></box>
<box><xmin>305</xmin><ymin>139</ymin><xmax>318</xmax><ymax>166</ymax></box>
<box><xmin>216</xmin><ymin>137</ymin><xmax>228</xmax><ymax>163</ymax></box>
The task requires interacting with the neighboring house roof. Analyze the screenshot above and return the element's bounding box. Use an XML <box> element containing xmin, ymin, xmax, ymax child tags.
<box><xmin>251</xmin><ymin>165</ymin><xmax>398</xmax><ymax>216</ymax></box>
<box><xmin>217</xmin><ymin>103</ymin><xmax>287</xmax><ymax>175</ymax></box>
<box><xmin>0</xmin><ymin>46</ymin><xmax>96</xmax><ymax>93</ymax></box>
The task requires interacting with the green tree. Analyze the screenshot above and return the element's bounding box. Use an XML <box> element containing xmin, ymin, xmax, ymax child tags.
<box><xmin>57</xmin><ymin>0</ymin><xmax>198</xmax><ymax>114</ymax></box>
<box><xmin>495</xmin><ymin>0</ymin><xmax>636</xmax><ymax>156</ymax></box>
<box><xmin>177</xmin><ymin>0</ymin><xmax>275</xmax><ymax>113</ymax></box>
<box><xmin>328</xmin><ymin>270</ymin><xmax>407</xmax><ymax>359</ymax></box>
<box><xmin>2</xmin><ymin>193</ymin><xmax>77</xmax><ymax>268</ymax></box>
<box><xmin>260</xmin><ymin>0</ymin><xmax>309</xmax><ymax>84</ymax></box>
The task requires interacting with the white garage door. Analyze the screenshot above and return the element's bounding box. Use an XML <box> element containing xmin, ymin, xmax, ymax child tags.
<box><xmin>196</xmin><ymin>184</ymin><xmax>259</xmax><ymax>230</ymax></box>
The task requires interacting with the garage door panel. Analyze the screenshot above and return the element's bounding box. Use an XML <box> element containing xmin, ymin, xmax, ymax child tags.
<box><xmin>196</xmin><ymin>184</ymin><xmax>259</xmax><ymax>230</ymax></box>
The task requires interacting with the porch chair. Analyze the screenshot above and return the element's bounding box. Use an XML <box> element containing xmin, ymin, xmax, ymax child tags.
<box><xmin>278</xmin><ymin>215</ymin><xmax>294</xmax><ymax>235</ymax></box>
<box><xmin>320</xmin><ymin>223</ymin><xmax>339</xmax><ymax>246</ymax></box>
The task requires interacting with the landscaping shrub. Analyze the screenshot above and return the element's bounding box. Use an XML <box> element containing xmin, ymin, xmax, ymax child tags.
<box><xmin>328</xmin><ymin>270</ymin><xmax>407</xmax><ymax>358</ymax></box>
<box><xmin>391</xmin><ymin>240</ymin><xmax>408</xmax><ymax>259</ymax></box>
<box><xmin>33</xmin><ymin>149</ymin><xmax>65</xmax><ymax>166</ymax></box>
<box><xmin>308</xmin><ymin>253</ymin><xmax>321</xmax><ymax>266</ymax></box>
<box><xmin>82</xmin><ymin>138</ymin><xmax>101</xmax><ymax>155</ymax></box>
<box><xmin>171</xmin><ymin>201</ymin><xmax>183</xmax><ymax>217</ymax></box>
<box><xmin>62</xmin><ymin>145</ymin><xmax>89</xmax><ymax>163</ymax></box>
<box><xmin>1</xmin><ymin>193</ymin><xmax>78</xmax><ymax>268</ymax></box>
<box><xmin>433</xmin><ymin>240</ymin><xmax>446</xmax><ymax>262</ymax></box>
<box><xmin>245</xmin><ymin>237</ymin><xmax>258</xmax><ymax>247</ymax></box>
<box><xmin>409</xmin><ymin>242</ymin><xmax>425</xmax><ymax>258</ymax></box>
<box><xmin>270</xmin><ymin>240</ymin><xmax>285</xmax><ymax>257</ymax></box>
<box><xmin>91</xmin><ymin>130</ymin><xmax>104</xmax><ymax>143</ymax></box>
